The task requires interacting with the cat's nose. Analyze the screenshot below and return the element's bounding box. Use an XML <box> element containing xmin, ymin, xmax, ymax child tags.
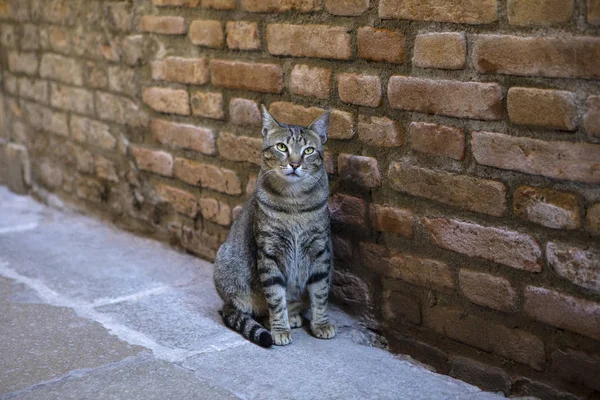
<box><xmin>290</xmin><ymin>162</ymin><xmax>300</xmax><ymax>170</ymax></box>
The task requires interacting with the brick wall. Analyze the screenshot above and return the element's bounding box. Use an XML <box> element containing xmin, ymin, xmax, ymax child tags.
<box><xmin>1</xmin><ymin>0</ymin><xmax>599</xmax><ymax>397</ymax></box>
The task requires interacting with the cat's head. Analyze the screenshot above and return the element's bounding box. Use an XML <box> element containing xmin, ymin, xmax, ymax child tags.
<box><xmin>260</xmin><ymin>105</ymin><xmax>329</xmax><ymax>183</ymax></box>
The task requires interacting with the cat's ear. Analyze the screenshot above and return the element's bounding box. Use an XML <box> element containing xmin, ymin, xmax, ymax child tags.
<box><xmin>308</xmin><ymin>111</ymin><xmax>330</xmax><ymax>144</ymax></box>
<box><xmin>261</xmin><ymin>104</ymin><xmax>281</xmax><ymax>137</ymax></box>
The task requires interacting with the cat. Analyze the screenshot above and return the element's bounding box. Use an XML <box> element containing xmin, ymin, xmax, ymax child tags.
<box><xmin>213</xmin><ymin>105</ymin><xmax>336</xmax><ymax>347</ymax></box>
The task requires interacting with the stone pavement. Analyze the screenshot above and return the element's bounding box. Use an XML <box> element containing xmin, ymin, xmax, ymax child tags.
<box><xmin>0</xmin><ymin>186</ymin><xmax>503</xmax><ymax>400</ymax></box>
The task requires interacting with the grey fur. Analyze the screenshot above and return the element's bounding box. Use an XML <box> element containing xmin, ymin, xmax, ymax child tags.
<box><xmin>213</xmin><ymin>106</ymin><xmax>336</xmax><ymax>347</ymax></box>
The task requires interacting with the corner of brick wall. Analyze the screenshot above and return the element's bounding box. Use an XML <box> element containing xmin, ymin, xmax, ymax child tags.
<box><xmin>1</xmin><ymin>0</ymin><xmax>599</xmax><ymax>397</ymax></box>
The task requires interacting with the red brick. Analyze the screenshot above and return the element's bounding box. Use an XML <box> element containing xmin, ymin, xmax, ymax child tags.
<box><xmin>152</xmin><ymin>119</ymin><xmax>215</xmax><ymax>155</ymax></box>
<box><xmin>514</xmin><ymin>186</ymin><xmax>580</xmax><ymax>230</ymax></box>
<box><xmin>459</xmin><ymin>269</ymin><xmax>518</xmax><ymax>312</ymax></box>
<box><xmin>269</xmin><ymin>102</ymin><xmax>354</xmax><ymax>140</ymax></box>
<box><xmin>50</xmin><ymin>83</ymin><xmax>94</xmax><ymax>115</ymax></box>
<box><xmin>551</xmin><ymin>349</ymin><xmax>600</xmax><ymax>392</ymax></box>
<box><xmin>199</xmin><ymin>198</ymin><xmax>232</xmax><ymax>226</ymax></box>
<box><xmin>8</xmin><ymin>51</ymin><xmax>38</xmax><ymax>75</ymax></box>
<box><xmin>508</xmin><ymin>87</ymin><xmax>577</xmax><ymax>131</ymax></box>
<box><xmin>507</xmin><ymin>0</ymin><xmax>573</xmax><ymax>26</ymax></box>
<box><xmin>153</xmin><ymin>0</ymin><xmax>200</xmax><ymax>6</ymax></box>
<box><xmin>289</xmin><ymin>65</ymin><xmax>331</xmax><ymax>99</ymax></box>
<box><xmin>423</xmin><ymin>218</ymin><xmax>542</xmax><ymax>272</ymax></box>
<box><xmin>358</xmin><ymin>115</ymin><xmax>404</xmax><ymax>148</ymax></box>
<box><xmin>229</xmin><ymin>98</ymin><xmax>261</xmax><ymax>126</ymax></box>
<box><xmin>389</xmin><ymin>162</ymin><xmax>506</xmax><ymax>216</ymax></box>
<box><xmin>369</xmin><ymin>204</ymin><xmax>414</xmax><ymax>238</ymax></box>
<box><xmin>329</xmin><ymin>194</ymin><xmax>367</xmax><ymax>227</ymax></box>
<box><xmin>426</xmin><ymin>306</ymin><xmax>545</xmax><ymax>369</ymax></box>
<box><xmin>267</xmin><ymin>24</ymin><xmax>351</xmax><ymax>60</ymax></box>
<box><xmin>152</xmin><ymin>57</ymin><xmax>209</xmax><ymax>85</ymax></box>
<box><xmin>359</xmin><ymin>242</ymin><xmax>390</xmax><ymax>275</ymax></box>
<box><xmin>174</xmin><ymin>158</ymin><xmax>242</xmax><ymax>195</ymax></box>
<box><xmin>217</xmin><ymin>132</ymin><xmax>262</xmax><ymax>165</ymax></box>
<box><xmin>19</xmin><ymin>78</ymin><xmax>48</xmax><ymax>103</ymax></box>
<box><xmin>382</xmin><ymin>290</ymin><xmax>421</xmax><ymax>326</ymax></box>
<box><xmin>449</xmin><ymin>357</ymin><xmax>510</xmax><ymax>394</ymax></box>
<box><xmin>324</xmin><ymin>0</ymin><xmax>369</xmax><ymax>15</ymax></box>
<box><xmin>138</xmin><ymin>16</ymin><xmax>186</xmax><ymax>35</ymax></box>
<box><xmin>189</xmin><ymin>20</ymin><xmax>223</xmax><ymax>48</ymax></box>
<box><xmin>587</xmin><ymin>203</ymin><xmax>600</xmax><ymax>235</ymax></box>
<box><xmin>324</xmin><ymin>151</ymin><xmax>335</xmax><ymax>174</ymax></box>
<box><xmin>332</xmin><ymin>270</ymin><xmax>375</xmax><ymax>325</ymax></box>
<box><xmin>584</xmin><ymin>95</ymin><xmax>600</xmax><ymax>138</ymax></box>
<box><xmin>131</xmin><ymin>146</ymin><xmax>173</xmax><ymax>176</ymax></box>
<box><xmin>546</xmin><ymin>242</ymin><xmax>599</xmax><ymax>293</ymax></box>
<box><xmin>191</xmin><ymin>91</ymin><xmax>223</xmax><ymax>119</ymax></box>
<box><xmin>413</xmin><ymin>33</ymin><xmax>466</xmax><ymax>70</ymax></box>
<box><xmin>472</xmin><ymin>131</ymin><xmax>600</xmax><ymax>184</ymax></box>
<box><xmin>240</xmin><ymin>0</ymin><xmax>321</xmax><ymax>12</ymax></box>
<box><xmin>409</xmin><ymin>122</ymin><xmax>465</xmax><ymax>160</ymax></box>
<box><xmin>210</xmin><ymin>60</ymin><xmax>283</xmax><ymax>93</ymax></box>
<box><xmin>388</xmin><ymin>254</ymin><xmax>454</xmax><ymax>291</ymax></box>
<box><xmin>357</xmin><ymin>27</ymin><xmax>405</xmax><ymax>64</ymax></box>
<box><xmin>338</xmin><ymin>73</ymin><xmax>382</xmax><ymax>107</ymax></box>
<box><xmin>142</xmin><ymin>87</ymin><xmax>190</xmax><ymax>115</ymax></box>
<box><xmin>338</xmin><ymin>154</ymin><xmax>381</xmax><ymax>188</ymax></box>
<box><xmin>388</xmin><ymin>77</ymin><xmax>502</xmax><ymax>120</ymax></box>
<box><xmin>226</xmin><ymin>21</ymin><xmax>260</xmax><ymax>50</ymax></box>
<box><xmin>524</xmin><ymin>286</ymin><xmax>600</xmax><ymax>340</ymax></box>
<box><xmin>246</xmin><ymin>175</ymin><xmax>257</xmax><ymax>195</ymax></box>
<box><xmin>590</xmin><ymin>0</ymin><xmax>600</xmax><ymax>24</ymax></box>
<box><xmin>473</xmin><ymin>35</ymin><xmax>600</xmax><ymax>79</ymax></box>
<box><xmin>379</xmin><ymin>0</ymin><xmax>498</xmax><ymax>24</ymax></box>
<box><xmin>203</xmin><ymin>0</ymin><xmax>236</xmax><ymax>9</ymax></box>
<box><xmin>96</xmin><ymin>92</ymin><xmax>149</xmax><ymax>127</ymax></box>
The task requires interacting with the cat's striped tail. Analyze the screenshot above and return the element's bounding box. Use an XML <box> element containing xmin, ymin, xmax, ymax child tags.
<box><xmin>220</xmin><ymin>304</ymin><xmax>273</xmax><ymax>348</ymax></box>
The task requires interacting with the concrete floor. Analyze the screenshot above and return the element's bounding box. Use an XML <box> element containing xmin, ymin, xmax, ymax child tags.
<box><xmin>0</xmin><ymin>186</ymin><xmax>503</xmax><ymax>400</ymax></box>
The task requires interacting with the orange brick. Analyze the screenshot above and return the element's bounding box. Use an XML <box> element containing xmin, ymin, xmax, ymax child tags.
<box><xmin>210</xmin><ymin>60</ymin><xmax>283</xmax><ymax>93</ymax></box>
<box><xmin>325</xmin><ymin>0</ymin><xmax>369</xmax><ymax>16</ymax></box>
<box><xmin>357</xmin><ymin>27</ymin><xmax>405</xmax><ymax>64</ymax></box>
<box><xmin>338</xmin><ymin>73</ymin><xmax>382</xmax><ymax>107</ymax></box>
<box><xmin>138</xmin><ymin>16</ymin><xmax>186</xmax><ymax>35</ymax></box>
<box><xmin>156</xmin><ymin>184</ymin><xmax>198</xmax><ymax>217</ymax></box>
<box><xmin>507</xmin><ymin>87</ymin><xmax>577</xmax><ymax>131</ymax></box>
<box><xmin>240</xmin><ymin>0</ymin><xmax>321</xmax><ymax>12</ymax></box>
<box><xmin>358</xmin><ymin>115</ymin><xmax>404</xmax><ymax>147</ymax></box>
<box><xmin>379</xmin><ymin>0</ymin><xmax>498</xmax><ymax>24</ymax></box>
<box><xmin>329</xmin><ymin>194</ymin><xmax>367</xmax><ymax>227</ymax></box>
<box><xmin>229</xmin><ymin>98</ymin><xmax>261</xmax><ymax>126</ymax></box>
<box><xmin>142</xmin><ymin>87</ymin><xmax>190</xmax><ymax>115</ymax></box>
<box><xmin>131</xmin><ymin>146</ymin><xmax>173</xmax><ymax>176</ymax></box>
<box><xmin>584</xmin><ymin>95</ymin><xmax>600</xmax><ymax>138</ymax></box>
<box><xmin>268</xmin><ymin>102</ymin><xmax>354</xmax><ymax>140</ymax></box>
<box><xmin>459</xmin><ymin>269</ymin><xmax>518</xmax><ymax>312</ymax></box>
<box><xmin>514</xmin><ymin>186</ymin><xmax>580</xmax><ymax>230</ymax></box>
<box><xmin>266</xmin><ymin>24</ymin><xmax>351</xmax><ymax>60</ymax></box>
<box><xmin>289</xmin><ymin>65</ymin><xmax>331</xmax><ymax>99</ymax></box>
<box><xmin>202</xmin><ymin>0</ymin><xmax>236</xmax><ymax>9</ymax></box>
<box><xmin>388</xmin><ymin>254</ymin><xmax>454</xmax><ymax>290</ymax></box>
<box><xmin>413</xmin><ymin>33</ymin><xmax>466</xmax><ymax>70</ymax></box>
<box><xmin>338</xmin><ymin>154</ymin><xmax>381</xmax><ymax>188</ymax></box>
<box><xmin>174</xmin><ymin>158</ymin><xmax>242</xmax><ymax>195</ymax></box>
<box><xmin>153</xmin><ymin>0</ymin><xmax>200</xmax><ymax>6</ymax></box>
<box><xmin>189</xmin><ymin>20</ymin><xmax>223</xmax><ymax>48</ymax></box>
<box><xmin>409</xmin><ymin>122</ymin><xmax>465</xmax><ymax>160</ymax></box>
<box><xmin>587</xmin><ymin>203</ymin><xmax>600</xmax><ymax>235</ymax></box>
<box><xmin>152</xmin><ymin>119</ymin><xmax>215</xmax><ymax>155</ymax></box>
<box><xmin>590</xmin><ymin>0</ymin><xmax>600</xmax><ymax>24</ymax></box>
<box><xmin>226</xmin><ymin>21</ymin><xmax>260</xmax><ymax>50</ymax></box>
<box><xmin>151</xmin><ymin>57</ymin><xmax>209</xmax><ymax>85</ymax></box>
<box><xmin>199</xmin><ymin>197</ymin><xmax>232</xmax><ymax>226</ymax></box>
<box><xmin>507</xmin><ymin>0</ymin><xmax>573</xmax><ymax>26</ymax></box>
<box><xmin>217</xmin><ymin>132</ymin><xmax>262</xmax><ymax>165</ymax></box>
<box><xmin>191</xmin><ymin>91</ymin><xmax>224</xmax><ymax>119</ymax></box>
<box><xmin>369</xmin><ymin>204</ymin><xmax>414</xmax><ymax>237</ymax></box>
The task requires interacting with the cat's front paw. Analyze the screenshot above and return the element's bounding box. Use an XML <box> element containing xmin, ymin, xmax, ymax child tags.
<box><xmin>272</xmin><ymin>330</ymin><xmax>293</xmax><ymax>346</ymax></box>
<box><xmin>311</xmin><ymin>322</ymin><xmax>336</xmax><ymax>339</ymax></box>
<box><xmin>289</xmin><ymin>314</ymin><xmax>303</xmax><ymax>329</ymax></box>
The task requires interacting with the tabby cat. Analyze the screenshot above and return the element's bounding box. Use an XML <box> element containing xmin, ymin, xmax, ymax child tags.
<box><xmin>213</xmin><ymin>105</ymin><xmax>335</xmax><ymax>347</ymax></box>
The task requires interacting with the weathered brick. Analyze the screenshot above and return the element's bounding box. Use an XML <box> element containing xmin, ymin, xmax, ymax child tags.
<box><xmin>473</xmin><ymin>35</ymin><xmax>600</xmax><ymax>79</ymax></box>
<box><xmin>324</xmin><ymin>151</ymin><xmax>335</xmax><ymax>174</ymax></box>
<box><xmin>423</xmin><ymin>218</ymin><xmax>542</xmax><ymax>272</ymax></box>
<box><xmin>268</xmin><ymin>102</ymin><xmax>354</xmax><ymax>140</ymax></box>
<box><xmin>426</xmin><ymin>306</ymin><xmax>545</xmax><ymax>370</ymax></box>
<box><xmin>514</xmin><ymin>186</ymin><xmax>580</xmax><ymax>230</ymax></box>
<box><xmin>359</xmin><ymin>242</ymin><xmax>390</xmax><ymax>275</ymax></box>
<box><xmin>8</xmin><ymin>52</ymin><xmax>38</xmax><ymax>75</ymax></box>
<box><xmin>524</xmin><ymin>286</ymin><xmax>600</xmax><ymax>341</ymax></box>
<box><xmin>203</xmin><ymin>0</ymin><xmax>236</xmax><ymax>9</ymax></box>
<box><xmin>459</xmin><ymin>269</ymin><xmax>518</xmax><ymax>312</ymax></box>
<box><xmin>547</xmin><ymin>242</ymin><xmax>599</xmax><ymax>293</ymax></box>
<box><xmin>584</xmin><ymin>95</ymin><xmax>600</xmax><ymax>138</ymax></box>
<box><xmin>153</xmin><ymin>0</ymin><xmax>200</xmax><ymax>6</ymax></box>
<box><xmin>142</xmin><ymin>87</ymin><xmax>190</xmax><ymax>115</ymax></box>
<box><xmin>108</xmin><ymin>66</ymin><xmax>137</xmax><ymax>97</ymax></box>
<box><xmin>508</xmin><ymin>87</ymin><xmax>577</xmax><ymax>131</ymax></box>
<box><xmin>551</xmin><ymin>349</ymin><xmax>600</xmax><ymax>392</ymax></box>
<box><xmin>379</xmin><ymin>0</ymin><xmax>498</xmax><ymax>24</ymax></box>
<box><xmin>358</xmin><ymin>115</ymin><xmax>404</xmax><ymax>148</ymax></box>
<box><xmin>138</xmin><ymin>16</ymin><xmax>186</xmax><ymax>35</ymax></box>
<box><xmin>246</xmin><ymin>175</ymin><xmax>257</xmax><ymax>196</ymax></box>
<box><xmin>21</xmin><ymin>24</ymin><xmax>39</xmax><ymax>50</ymax></box>
<box><xmin>389</xmin><ymin>162</ymin><xmax>506</xmax><ymax>216</ymax></box>
<box><xmin>388</xmin><ymin>254</ymin><xmax>454</xmax><ymax>291</ymax></box>
<box><xmin>472</xmin><ymin>131</ymin><xmax>600</xmax><ymax>184</ymax></box>
<box><xmin>94</xmin><ymin>156</ymin><xmax>118</xmax><ymax>182</ymax></box>
<box><xmin>40</xmin><ymin>54</ymin><xmax>83</xmax><ymax>86</ymax></box>
<box><xmin>24</xmin><ymin>102</ymin><xmax>69</xmax><ymax>136</ymax></box>
<box><xmin>240</xmin><ymin>0</ymin><xmax>321</xmax><ymax>12</ymax></box>
<box><xmin>152</xmin><ymin>57</ymin><xmax>209</xmax><ymax>85</ymax></box>
<box><xmin>413</xmin><ymin>33</ymin><xmax>466</xmax><ymax>70</ymax></box>
<box><xmin>382</xmin><ymin>290</ymin><xmax>421</xmax><ymax>326</ymax></box>
<box><xmin>217</xmin><ymin>132</ymin><xmax>262</xmax><ymax>165</ymax></box>
<box><xmin>267</xmin><ymin>24</ymin><xmax>351</xmax><ymax>60</ymax></box>
<box><xmin>338</xmin><ymin>154</ymin><xmax>381</xmax><ymax>188</ymax></box>
<box><xmin>85</xmin><ymin>62</ymin><xmax>108</xmax><ymax>89</ymax></box>
<box><xmin>0</xmin><ymin>24</ymin><xmax>17</xmax><ymax>48</ymax></box>
<box><xmin>50</xmin><ymin>83</ymin><xmax>94</xmax><ymax>115</ymax></box>
<box><xmin>156</xmin><ymin>184</ymin><xmax>198</xmax><ymax>217</ymax></box>
<box><xmin>19</xmin><ymin>78</ymin><xmax>48</xmax><ymax>103</ymax></box>
<box><xmin>357</xmin><ymin>27</ymin><xmax>405</xmax><ymax>64</ymax></box>
<box><xmin>289</xmin><ymin>65</ymin><xmax>331</xmax><ymax>99</ymax></box>
<box><xmin>32</xmin><ymin>0</ymin><xmax>80</xmax><ymax>25</ymax></box>
<box><xmin>189</xmin><ymin>20</ymin><xmax>223</xmax><ymax>48</ymax></box>
<box><xmin>70</xmin><ymin>116</ymin><xmax>116</xmax><ymax>150</ymax></box>
<box><xmin>44</xmin><ymin>26</ymin><xmax>71</xmax><ymax>54</ymax></box>
<box><xmin>152</xmin><ymin>119</ymin><xmax>215</xmax><ymax>155</ymax></box>
<box><xmin>200</xmin><ymin>198</ymin><xmax>232</xmax><ymax>226</ymax></box>
<box><xmin>332</xmin><ymin>270</ymin><xmax>375</xmax><ymax>325</ymax></box>
<box><xmin>587</xmin><ymin>203</ymin><xmax>600</xmax><ymax>235</ymax></box>
<box><xmin>121</xmin><ymin>35</ymin><xmax>145</xmax><ymax>66</ymax></box>
<box><xmin>409</xmin><ymin>122</ymin><xmax>465</xmax><ymax>160</ymax></box>
<box><xmin>174</xmin><ymin>158</ymin><xmax>242</xmax><ymax>195</ymax></box>
<box><xmin>4</xmin><ymin>143</ymin><xmax>30</xmax><ymax>194</ymax></box>
<box><xmin>338</xmin><ymin>73</ymin><xmax>382</xmax><ymax>107</ymax></box>
<box><xmin>324</xmin><ymin>0</ymin><xmax>368</xmax><ymax>15</ymax></box>
<box><xmin>37</xmin><ymin>161</ymin><xmax>63</xmax><ymax>190</ymax></box>
<box><xmin>388</xmin><ymin>77</ymin><xmax>502</xmax><ymax>120</ymax></box>
<box><xmin>210</xmin><ymin>60</ymin><xmax>283</xmax><ymax>93</ymax></box>
<box><xmin>191</xmin><ymin>91</ymin><xmax>223</xmax><ymax>119</ymax></box>
<box><xmin>590</xmin><ymin>0</ymin><xmax>600</xmax><ymax>24</ymax></box>
<box><xmin>226</xmin><ymin>21</ymin><xmax>260</xmax><ymax>50</ymax></box>
<box><xmin>449</xmin><ymin>357</ymin><xmax>510</xmax><ymax>394</ymax></box>
<box><xmin>4</xmin><ymin>74</ymin><xmax>18</xmax><ymax>95</ymax></box>
<box><xmin>76</xmin><ymin>177</ymin><xmax>105</xmax><ymax>203</ymax></box>
<box><xmin>369</xmin><ymin>204</ymin><xmax>414</xmax><ymax>238</ymax></box>
<box><xmin>179</xmin><ymin>225</ymin><xmax>220</xmax><ymax>260</ymax></box>
<box><xmin>329</xmin><ymin>194</ymin><xmax>367</xmax><ymax>227</ymax></box>
<box><xmin>229</xmin><ymin>98</ymin><xmax>261</xmax><ymax>126</ymax></box>
<box><xmin>106</xmin><ymin>2</ymin><xmax>133</xmax><ymax>32</ymax></box>
<box><xmin>96</xmin><ymin>92</ymin><xmax>149</xmax><ymax>127</ymax></box>
<box><xmin>131</xmin><ymin>146</ymin><xmax>173</xmax><ymax>177</ymax></box>
<box><xmin>508</xmin><ymin>0</ymin><xmax>573</xmax><ymax>26</ymax></box>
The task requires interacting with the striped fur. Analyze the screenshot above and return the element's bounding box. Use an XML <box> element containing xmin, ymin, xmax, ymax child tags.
<box><xmin>213</xmin><ymin>106</ymin><xmax>336</xmax><ymax>347</ymax></box>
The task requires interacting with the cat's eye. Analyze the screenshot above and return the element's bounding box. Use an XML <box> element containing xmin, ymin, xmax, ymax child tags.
<box><xmin>303</xmin><ymin>147</ymin><xmax>315</xmax><ymax>155</ymax></box>
<box><xmin>276</xmin><ymin>143</ymin><xmax>288</xmax><ymax>152</ymax></box>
